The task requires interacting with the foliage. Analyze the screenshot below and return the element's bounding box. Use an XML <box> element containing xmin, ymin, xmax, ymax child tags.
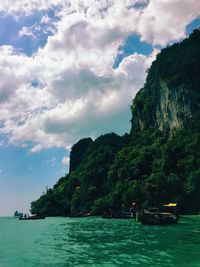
<box><xmin>31</xmin><ymin>30</ymin><xmax>200</xmax><ymax>216</ymax></box>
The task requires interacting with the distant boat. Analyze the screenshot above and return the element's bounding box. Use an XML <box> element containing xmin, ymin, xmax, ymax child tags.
<box><xmin>14</xmin><ymin>211</ymin><xmax>23</xmax><ymax>217</ymax></box>
<box><xmin>19</xmin><ymin>215</ymin><xmax>45</xmax><ymax>220</ymax></box>
<box><xmin>68</xmin><ymin>211</ymin><xmax>93</xmax><ymax>218</ymax></box>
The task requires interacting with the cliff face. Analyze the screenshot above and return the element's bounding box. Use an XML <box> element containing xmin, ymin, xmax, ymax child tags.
<box><xmin>131</xmin><ymin>29</ymin><xmax>200</xmax><ymax>135</ymax></box>
<box><xmin>155</xmin><ymin>81</ymin><xmax>192</xmax><ymax>134</ymax></box>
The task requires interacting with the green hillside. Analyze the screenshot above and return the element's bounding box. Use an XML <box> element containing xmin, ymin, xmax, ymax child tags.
<box><xmin>31</xmin><ymin>29</ymin><xmax>200</xmax><ymax>216</ymax></box>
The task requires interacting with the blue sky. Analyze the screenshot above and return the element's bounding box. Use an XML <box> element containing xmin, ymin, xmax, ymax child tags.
<box><xmin>0</xmin><ymin>9</ymin><xmax>58</xmax><ymax>56</ymax></box>
<box><xmin>0</xmin><ymin>1</ymin><xmax>199</xmax><ymax>215</ymax></box>
<box><xmin>0</xmin><ymin>142</ymin><xmax>69</xmax><ymax>215</ymax></box>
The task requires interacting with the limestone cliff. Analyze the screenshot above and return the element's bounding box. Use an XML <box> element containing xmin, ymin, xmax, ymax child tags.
<box><xmin>131</xmin><ymin>29</ymin><xmax>200</xmax><ymax>135</ymax></box>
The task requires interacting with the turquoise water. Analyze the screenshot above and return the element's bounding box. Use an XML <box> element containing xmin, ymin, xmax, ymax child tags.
<box><xmin>0</xmin><ymin>216</ymin><xmax>200</xmax><ymax>267</ymax></box>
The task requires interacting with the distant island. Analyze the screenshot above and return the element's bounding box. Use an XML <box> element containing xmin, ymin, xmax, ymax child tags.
<box><xmin>31</xmin><ymin>29</ymin><xmax>200</xmax><ymax>216</ymax></box>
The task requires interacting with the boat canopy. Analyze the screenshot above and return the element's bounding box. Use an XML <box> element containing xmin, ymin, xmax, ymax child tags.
<box><xmin>163</xmin><ymin>203</ymin><xmax>177</xmax><ymax>207</ymax></box>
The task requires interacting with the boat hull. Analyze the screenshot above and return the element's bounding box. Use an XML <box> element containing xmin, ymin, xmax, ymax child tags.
<box><xmin>19</xmin><ymin>216</ymin><xmax>45</xmax><ymax>220</ymax></box>
<box><xmin>140</xmin><ymin>212</ymin><xmax>179</xmax><ymax>225</ymax></box>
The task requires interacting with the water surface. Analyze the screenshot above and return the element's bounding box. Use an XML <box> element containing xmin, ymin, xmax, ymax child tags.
<box><xmin>0</xmin><ymin>216</ymin><xmax>200</xmax><ymax>267</ymax></box>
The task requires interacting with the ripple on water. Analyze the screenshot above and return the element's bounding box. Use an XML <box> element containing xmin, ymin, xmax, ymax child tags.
<box><xmin>1</xmin><ymin>216</ymin><xmax>200</xmax><ymax>267</ymax></box>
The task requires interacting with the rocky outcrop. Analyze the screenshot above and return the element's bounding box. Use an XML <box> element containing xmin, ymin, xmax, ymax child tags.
<box><xmin>69</xmin><ymin>137</ymin><xmax>93</xmax><ymax>172</ymax></box>
<box><xmin>156</xmin><ymin>81</ymin><xmax>192</xmax><ymax>135</ymax></box>
<box><xmin>131</xmin><ymin>29</ymin><xmax>200</xmax><ymax>136</ymax></box>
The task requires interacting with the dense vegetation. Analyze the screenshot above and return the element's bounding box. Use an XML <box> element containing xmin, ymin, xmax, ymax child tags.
<box><xmin>31</xmin><ymin>30</ymin><xmax>200</xmax><ymax>216</ymax></box>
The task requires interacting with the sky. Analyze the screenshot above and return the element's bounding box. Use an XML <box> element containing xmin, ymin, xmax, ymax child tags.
<box><xmin>0</xmin><ymin>0</ymin><xmax>199</xmax><ymax>216</ymax></box>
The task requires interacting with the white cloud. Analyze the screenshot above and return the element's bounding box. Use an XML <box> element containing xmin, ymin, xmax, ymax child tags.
<box><xmin>62</xmin><ymin>156</ymin><xmax>70</xmax><ymax>166</ymax></box>
<box><xmin>0</xmin><ymin>49</ymin><xmax>156</xmax><ymax>149</ymax></box>
<box><xmin>0</xmin><ymin>1</ymin><xmax>199</xmax><ymax>151</ymax></box>
<box><xmin>0</xmin><ymin>0</ymin><xmax>199</xmax><ymax>44</ymax></box>
<box><xmin>19</xmin><ymin>15</ymin><xmax>57</xmax><ymax>39</ymax></box>
<box><xmin>0</xmin><ymin>0</ymin><xmax>68</xmax><ymax>16</ymax></box>
<box><xmin>137</xmin><ymin>0</ymin><xmax>200</xmax><ymax>46</ymax></box>
<box><xmin>19</xmin><ymin>26</ymin><xmax>36</xmax><ymax>38</ymax></box>
<box><xmin>30</xmin><ymin>144</ymin><xmax>43</xmax><ymax>153</ymax></box>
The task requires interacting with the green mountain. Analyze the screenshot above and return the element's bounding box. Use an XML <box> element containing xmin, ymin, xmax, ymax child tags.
<box><xmin>31</xmin><ymin>29</ymin><xmax>200</xmax><ymax>216</ymax></box>
<box><xmin>131</xmin><ymin>29</ymin><xmax>200</xmax><ymax>135</ymax></box>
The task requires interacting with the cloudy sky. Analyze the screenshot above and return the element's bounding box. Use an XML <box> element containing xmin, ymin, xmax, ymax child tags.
<box><xmin>0</xmin><ymin>0</ymin><xmax>199</xmax><ymax>215</ymax></box>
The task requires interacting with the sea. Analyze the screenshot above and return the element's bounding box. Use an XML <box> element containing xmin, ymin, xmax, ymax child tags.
<box><xmin>0</xmin><ymin>216</ymin><xmax>200</xmax><ymax>267</ymax></box>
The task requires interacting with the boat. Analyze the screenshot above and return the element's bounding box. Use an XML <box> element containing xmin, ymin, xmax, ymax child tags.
<box><xmin>19</xmin><ymin>215</ymin><xmax>45</xmax><ymax>220</ymax></box>
<box><xmin>14</xmin><ymin>211</ymin><xmax>23</xmax><ymax>217</ymax></box>
<box><xmin>68</xmin><ymin>211</ymin><xmax>93</xmax><ymax>218</ymax></box>
<box><xmin>140</xmin><ymin>206</ymin><xmax>180</xmax><ymax>225</ymax></box>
